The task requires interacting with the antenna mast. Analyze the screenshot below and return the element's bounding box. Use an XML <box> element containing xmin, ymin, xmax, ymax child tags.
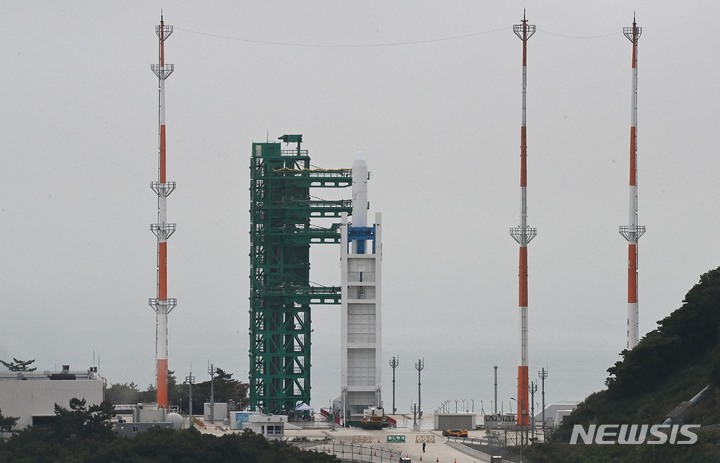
<box><xmin>619</xmin><ymin>16</ymin><xmax>644</xmax><ymax>349</ymax></box>
<box><xmin>510</xmin><ymin>10</ymin><xmax>535</xmax><ymax>429</ymax></box>
<box><xmin>149</xmin><ymin>13</ymin><xmax>176</xmax><ymax>409</ymax></box>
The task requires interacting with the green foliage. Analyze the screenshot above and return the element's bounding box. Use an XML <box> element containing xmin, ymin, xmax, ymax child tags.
<box><xmin>105</xmin><ymin>382</ymin><xmax>141</xmax><ymax>404</ymax></box>
<box><xmin>106</xmin><ymin>366</ymin><xmax>249</xmax><ymax>414</ymax></box>
<box><xmin>0</xmin><ymin>358</ymin><xmax>37</xmax><ymax>372</ymax></box>
<box><xmin>137</xmin><ymin>383</ymin><xmax>157</xmax><ymax>404</ymax></box>
<box><xmin>176</xmin><ymin>367</ymin><xmax>249</xmax><ymax>413</ymax></box>
<box><xmin>0</xmin><ymin>409</ymin><xmax>19</xmax><ymax>432</ymax></box>
<box><xmin>52</xmin><ymin>398</ymin><xmax>116</xmax><ymax>441</ymax></box>
<box><xmin>0</xmin><ymin>425</ymin><xmax>338</xmax><ymax>462</ymax></box>
<box><xmin>605</xmin><ymin>267</ymin><xmax>720</xmax><ymax>396</ymax></box>
<box><xmin>533</xmin><ymin>267</ymin><xmax>720</xmax><ymax>461</ymax></box>
<box><xmin>526</xmin><ymin>428</ymin><xmax>720</xmax><ymax>463</ymax></box>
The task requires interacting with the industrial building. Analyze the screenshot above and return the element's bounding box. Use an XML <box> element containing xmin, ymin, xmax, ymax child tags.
<box><xmin>0</xmin><ymin>366</ymin><xmax>104</xmax><ymax>429</ymax></box>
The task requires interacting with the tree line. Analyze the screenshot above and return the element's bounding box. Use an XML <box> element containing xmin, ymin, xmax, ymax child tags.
<box><xmin>105</xmin><ymin>367</ymin><xmax>249</xmax><ymax>414</ymax></box>
<box><xmin>0</xmin><ymin>402</ymin><xmax>336</xmax><ymax>463</ymax></box>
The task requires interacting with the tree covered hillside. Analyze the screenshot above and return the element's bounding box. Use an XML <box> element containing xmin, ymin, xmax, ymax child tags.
<box><xmin>525</xmin><ymin>267</ymin><xmax>720</xmax><ymax>462</ymax></box>
<box><xmin>564</xmin><ymin>267</ymin><xmax>720</xmax><ymax>428</ymax></box>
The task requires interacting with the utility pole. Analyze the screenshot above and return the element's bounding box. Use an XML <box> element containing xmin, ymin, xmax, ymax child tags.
<box><xmin>415</xmin><ymin>359</ymin><xmax>424</xmax><ymax>418</ymax></box>
<box><xmin>538</xmin><ymin>367</ymin><xmax>548</xmax><ymax>435</ymax></box>
<box><xmin>389</xmin><ymin>356</ymin><xmax>399</xmax><ymax>414</ymax></box>
<box><xmin>185</xmin><ymin>369</ymin><xmax>195</xmax><ymax>428</ymax></box>
<box><xmin>493</xmin><ymin>365</ymin><xmax>498</xmax><ymax>414</ymax></box>
<box><xmin>208</xmin><ymin>363</ymin><xmax>216</xmax><ymax>423</ymax></box>
<box><xmin>529</xmin><ymin>381</ymin><xmax>537</xmax><ymax>441</ymax></box>
<box><xmin>412</xmin><ymin>403</ymin><xmax>419</xmax><ymax>431</ymax></box>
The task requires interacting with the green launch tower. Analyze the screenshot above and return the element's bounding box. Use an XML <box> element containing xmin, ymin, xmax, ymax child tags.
<box><xmin>249</xmin><ymin>134</ymin><xmax>352</xmax><ymax>413</ymax></box>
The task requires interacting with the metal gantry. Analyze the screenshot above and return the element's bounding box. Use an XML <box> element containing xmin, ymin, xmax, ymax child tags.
<box><xmin>249</xmin><ymin>134</ymin><xmax>352</xmax><ymax>413</ymax></box>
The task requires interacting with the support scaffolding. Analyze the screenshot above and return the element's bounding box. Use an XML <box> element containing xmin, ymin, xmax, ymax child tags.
<box><xmin>249</xmin><ymin>135</ymin><xmax>352</xmax><ymax>413</ymax></box>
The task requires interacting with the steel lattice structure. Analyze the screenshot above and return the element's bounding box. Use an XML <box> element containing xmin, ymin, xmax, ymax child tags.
<box><xmin>249</xmin><ymin>135</ymin><xmax>352</xmax><ymax>413</ymax></box>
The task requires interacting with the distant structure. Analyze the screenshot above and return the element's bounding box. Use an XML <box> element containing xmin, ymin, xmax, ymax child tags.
<box><xmin>340</xmin><ymin>159</ymin><xmax>382</xmax><ymax>425</ymax></box>
<box><xmin>0</xmin><ymin>366</ymin><xmax>104</xmax><ymax>429</ymax></box>
<box><xmin>149</xmin><ymin>14</ymin><xmax>177</xmax><ymax>409</ymax></box>
<box><xmin>249</xmin><ymin>134</ymin><xmax>352</xmax><ymax>413</ymax></box>
<box><xmin>509</xmin><ymin>11</ymin><xmax>536</xmax><ymax>429</ymax></box>
<box><xmin>619</xmin><ymin>16</ymin><xmax>644</xmax><ymax>349</ymax></box>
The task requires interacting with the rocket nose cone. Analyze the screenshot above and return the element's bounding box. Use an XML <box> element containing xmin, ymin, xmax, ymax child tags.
<box><xmin>352</xmin><ymin>159</ymin><xmax>367</xmax><ymax>170</ymax></box>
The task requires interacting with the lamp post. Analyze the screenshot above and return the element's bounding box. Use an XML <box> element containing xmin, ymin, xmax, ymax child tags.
<box><xmin>493</xmin><ymin>366</ymin><xmax>498</xmax><ymax>414</ymax></box>
<box><xmin>415</xmin><ymin>359</ymin><xmax>424</xmax><ymax>418</ymax></box>
<box><xmin>389</xmin><ymin>356</ymin><xmax>399</xmax><ymax>414</ymax></box>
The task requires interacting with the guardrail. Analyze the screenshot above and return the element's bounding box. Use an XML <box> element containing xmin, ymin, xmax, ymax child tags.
<box><xmin>297</xmin><ymin>441</ymin><xmax>406</xmax><ymax>462</ymax></box>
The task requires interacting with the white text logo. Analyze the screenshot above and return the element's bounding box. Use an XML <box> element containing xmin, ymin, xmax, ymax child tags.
<box><xmin>569</xmin><ymin>424</ymin><xmax>700</xmax><ymax>445</ymax></box>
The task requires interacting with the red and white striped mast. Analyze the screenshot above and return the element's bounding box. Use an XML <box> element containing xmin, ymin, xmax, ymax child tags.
<box><xmin>149</xmin><ymin>13</ymin><xmax>176</xmax><ymax>409</ymax></box>
<box><xmin>510</xmin><ymin>10</ymin><xmax>535</xmax><ymax>429</ymax></box>
<box><xmin>620</xmin><ymin>16</ymin><xmax>644</xmax><ymax>349</ymax></box>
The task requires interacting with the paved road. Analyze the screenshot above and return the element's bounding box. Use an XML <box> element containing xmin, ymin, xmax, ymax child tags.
<box><xmin>285</xmin><ymin>425</ymin><xmax>500</xmax><ymax>463</ymax></box>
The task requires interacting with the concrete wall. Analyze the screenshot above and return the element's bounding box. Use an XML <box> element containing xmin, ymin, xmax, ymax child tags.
<box><xmin>0</xmin><ymin>373</ymin><xmax>104</xmax><ymax>429</ymax></box>
<box><xmin>203</xmin><ymin>402</ymin><xmax>228</xmax><ymax>422</ymax></box>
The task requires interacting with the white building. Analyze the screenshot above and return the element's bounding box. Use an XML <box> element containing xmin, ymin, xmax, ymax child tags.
<box><xmin>228</xmin><ymin>411</ymin><xmax>285</xmax><ymax>439</ymax></box>
<box><xmin>0</xmin><ymin>365</ymin><xmax>105</xmax><ymax>429</ymax></box>
<box><xmin>340</xmin><ymin>159</ymin><xmax>383</xmax><ymax>424</ymax></box>
<box><xmin>534</xmin><ymin>402</ymin><xmax>579</xmax><ymax>428</ymax></box>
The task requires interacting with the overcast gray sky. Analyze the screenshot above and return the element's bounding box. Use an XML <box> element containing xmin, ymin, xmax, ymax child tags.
<box><xmin>0</xmin><ymin>1</ymin><xmax>717</xmax><ymax>413</ymax></box>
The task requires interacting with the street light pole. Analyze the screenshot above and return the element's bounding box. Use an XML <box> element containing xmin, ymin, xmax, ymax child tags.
<box><xmin>415</xmin><ymin>359</ymin><xmax>424</xmax><ymax>418</ymax></box>
<box><xmin>493</xmin><ymin>366</ymin><xmax>498</xmax><ymax>414</ymax></box>
<box><xmin>389</xmin><ymin>356</ymin><xmax>399</xmax><ymax>414</ymax></box>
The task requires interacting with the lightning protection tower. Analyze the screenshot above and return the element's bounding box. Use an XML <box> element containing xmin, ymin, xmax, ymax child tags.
<box><xmin>249</xmin><ymin>134</ymin><xmax>352</xmax><ymax>414</ymax></box>
<box><xmin>619</xmin><ymin>16</ymin><xmax>645</xmax><ymax>350</ymax></box>
<box><xmin>509</xmin><ymin>11</ymin><xmax>535</xmax><ymax>429</ymax></box>
<box><xmin>149</xmin><ymin>13</ymin><xmax>176</xmax><ymax>410</ymax></box>
<box><xmin>340</xmin><ymin>159</ymin><xmax>382</xmax><ymax>425</ymax></box>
